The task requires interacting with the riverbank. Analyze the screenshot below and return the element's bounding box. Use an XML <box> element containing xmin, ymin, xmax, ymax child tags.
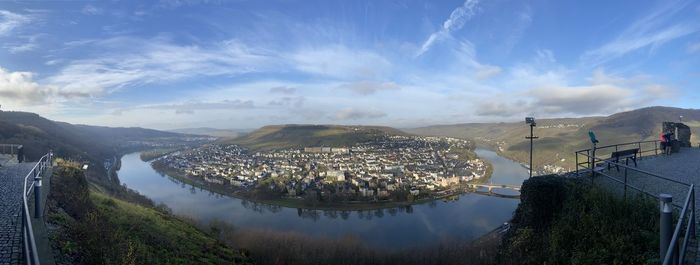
<box><xmin>149</xmin><ymin>159</ymin><xmax>492</xmax><ymax>211</ymax></box>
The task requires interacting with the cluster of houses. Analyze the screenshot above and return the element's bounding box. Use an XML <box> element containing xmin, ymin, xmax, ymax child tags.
<box><xmin>155</xmin><ymin>136</ymin><xmax>489</xmax><ymax>202</ymax></box>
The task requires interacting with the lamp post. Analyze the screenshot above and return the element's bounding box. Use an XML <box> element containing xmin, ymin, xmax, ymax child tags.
<box><xmin>525</xmin><ymin>117</ymin><xmax>538</xmax><ymax>178</ymax></box>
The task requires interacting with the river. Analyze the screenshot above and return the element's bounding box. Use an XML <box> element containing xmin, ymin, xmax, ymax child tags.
<box><xmin>117</xmin><ymin>148</ymin><xmax>528</xmax><ymax>248</ymax></box>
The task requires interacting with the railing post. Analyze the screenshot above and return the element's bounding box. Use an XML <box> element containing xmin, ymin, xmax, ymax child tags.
<box><xmin>34</xmin><ymin>176</ymin><xmax>42</xmax><ymax>218</ymax></box>
<box><xmin>624</xmin><ymin>167</ymin><xmax>628</xmax><ymax>199</ymax></box>
<box><xmin>660</xmin><ymin>194</ymin><xmax>674</xmax><ymax>264</ymax></box>
<box><xmin>692</xmin><ymin>190</ymin><xmax>696</xmax><ymax>238</ymax></box>
<box><xmin>17</xmin><ymin>145</ymin><xmax>24</xmax><ymax>163</ymax></box>
<box><xmin>655</xmin><ymin>141</ymin><xmax>659</xmax><ymax>155</ymax></box>
<box><xmin>575</xmin><ymin>152</ymin><xmax>579</xmax><ymax>176</ymax></box>
<box><xmin>591</xmin><ymin>146</ymin><xmax>597</xmax><ymax>181</ymax></box>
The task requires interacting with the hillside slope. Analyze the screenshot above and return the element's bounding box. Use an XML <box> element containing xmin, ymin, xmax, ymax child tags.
<box><xmin>49</xmin><ymin>160</ymin><xmax>250</xmax><ymax>264</ymax></box>
<box><xmin>225</xmin><ymin>124</ymin><xmax>409</xmax><ymax>151</ymax></box>
<box><xmin>0</xmin><ymin>111</ymin><xmax>180</xmax><ymax>162</ymax></box>
<box><xmin>409</xmin><ymin>106</ymin><xmax>700</xmax><ymax>172</ymax></box>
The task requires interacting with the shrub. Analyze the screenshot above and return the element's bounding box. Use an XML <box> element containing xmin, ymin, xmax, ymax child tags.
<box><xmin>499</xmin><ymin>176</ymin><xmax>659</xmax><ymax>264</ymax></box>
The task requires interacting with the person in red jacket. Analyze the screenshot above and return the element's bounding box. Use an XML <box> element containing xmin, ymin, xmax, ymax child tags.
<box><xmin>660</xmin><ymin>131</ymin><xmax>673</xmax><ymax>155</ymax></box>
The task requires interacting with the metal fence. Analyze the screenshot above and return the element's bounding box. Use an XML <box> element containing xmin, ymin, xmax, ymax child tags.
<box><xmin>22</xmin><ymin>153</ymin><xmax>52</xmax><ymax>265</ymax></box>
<box><xmin>574</xmin><ymin>141</ymin><xmax>695</xmax><ymax>265</ymax></box>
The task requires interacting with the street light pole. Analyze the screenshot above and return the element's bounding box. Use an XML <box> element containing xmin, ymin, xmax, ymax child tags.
<box><xmin>525</xmin><ymin>117</ymin><xmax>538</xmax><ymax>178</ymax></box>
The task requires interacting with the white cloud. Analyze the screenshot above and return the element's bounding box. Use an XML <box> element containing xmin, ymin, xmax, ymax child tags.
<box><xmin>475</xmin><ymin>70</ymin><xmax>671</xmax><ymax>117</ymax></box>
<box><xmin>0</xmin><ymin>67</ymin><xmax>49</xmax><ymax>104</ymax></box>
<box><xmin>581</xmin><ymin>1</ymin><xmax>699</xmax><ymax>65</ymax></box>
<box><xmin>0</xmin><ymin>10</ymin><xmax>31</xmax><ymax>36</ymax></box>
<box><xmin>334</xmin><ymin>108</ymin><xmax>387</xmax><ymax>120</ymax></box>
<box><xmin>337</xmin><ymin>81</ymin><xmax>400</xmax><ymax>95</ymax></box>
<box><xmin>416</xmin><ymin>0</ymin><xmax>480</xmax><ymax>57</ymax></box>
<box><xmin>289</xmin><ymin>46</ymin><xmax>392</xmax><ymax>80</ymax></box>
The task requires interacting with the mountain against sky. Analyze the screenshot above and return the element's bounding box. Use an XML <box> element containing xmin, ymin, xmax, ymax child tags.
<box><xmin>226</xmin><ymin>124</ymin><xmax>409</xmax><ymax>151</ymax></box>
<box><xmin>409</xmin><ymin>106</ymin><xmax>700</xmax><ymax>170</ymax></box>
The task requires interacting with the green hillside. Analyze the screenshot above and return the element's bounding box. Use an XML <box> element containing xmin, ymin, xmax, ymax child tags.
<box><xmin>225</xmin><ymin>124</ymin><xmax>409</xmax><ymax>151</ymax></box>
<box><xmin>49</xmin><ymin>160</ymin><xmax>250</xmax><ymax>264</ymax></box>
<box><xmin>409</xmin><ymin>106</ymin><xmax>700</xmax><ymax>171</ymax></box>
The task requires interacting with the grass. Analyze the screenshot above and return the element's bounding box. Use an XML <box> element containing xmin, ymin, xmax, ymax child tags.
<box><xmin>48</xmin><ymin>160</ymin><xmax>250</xmax><ymax>265</ymax></box>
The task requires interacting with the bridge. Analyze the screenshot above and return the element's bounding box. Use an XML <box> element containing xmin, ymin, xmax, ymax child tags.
<box><xmin>467</xmin><ymin>183</ymin><xmax>521</xmax><ymax>192</ymax></box>
<box><xmin>0</xmin><ymin>145</ymin><xmax>53</xmax><ymax>265</ymax></box>
<box><xmin>466</xmin><ymin>183</ymin><xmax>521</xmax><ymax>198</ymax></box>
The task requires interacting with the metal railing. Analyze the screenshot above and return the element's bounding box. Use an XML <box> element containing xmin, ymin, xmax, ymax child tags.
<box><xmin>0</xmin><ymin>144</ymin><xmax>24</xmax><ymax>162</ymax></box>
<box><xmin>575</xmin><ymin>140</ymin><xmax>659</xmax><ymax>176</ymax></box>
<box><xmin>574</xmin><ymin>142</ymin><xmax>695</xmax><ymax>265</ymax></box>
<box><xmin>22</xmin><ymin>153</ymin><xmax>52</xmax><ymax>265</ymax></box>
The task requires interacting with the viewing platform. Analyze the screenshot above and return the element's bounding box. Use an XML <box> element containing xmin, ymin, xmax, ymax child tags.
<box><xmin>0</xmin><ymin>145</ymin><xmax>53</xmax><ymax>265</ymax></box>
<box><xmin>576</xmin><ymin>140</ymin><xmax>700</xmax><ymax>265</ymax></box>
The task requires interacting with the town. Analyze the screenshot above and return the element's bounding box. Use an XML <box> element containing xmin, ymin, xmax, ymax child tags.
<box><xmin>152</xmin><ymin>135</ymin><xmax>491</xmax><ymax>205</ymax></box>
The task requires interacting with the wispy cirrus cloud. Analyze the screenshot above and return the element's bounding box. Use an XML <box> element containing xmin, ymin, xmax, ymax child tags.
<box><xmin>581</xmin><ymin>0</ymin><xmax>700</xmax><ymax>66</ymax></box>
<box><xmin>288</xmin><ymin>46</ymin><xmax>392</xmax><ymax>80</ymax></box>
<box><xmin>47</xmin><ymin>37</ymin><xmax>277</xmax><ymax>97</ymax></box>
<box><xmin>139</xmin><ymin>99</ymin><xmax>255</xmax><ymax>115</ymax></box>
<box><xmin>81</xmin><ymin>5</ymin><xmax>104</xmax><ymax>15</ymax></box>
<box><xmin>0</xmin><ymin>10</ymin><xmax>32</xmax><ymax>36</ymax></box>
<box><xmin>415</xmin><ymin>0</ymin><xmax>480</xmax><ymax>57</ymax></box>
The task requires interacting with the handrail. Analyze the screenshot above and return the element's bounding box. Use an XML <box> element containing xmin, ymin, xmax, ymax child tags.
<box><xmin>574</xmin><ymin>142</ymin><xmax>695</xmax><ymax>264</ymax></box>
<box><xmin>663</xmin><ymin>184</ymin><xmax>694</xmax><ymax>265</ymax></box>
<box><xmin>580</xmin><ymin>140</ymin><xmax>659</xmax><ymax>152</ymax></box>
<box><xmin>22</xmin><ymin>153</ymin><xmax>52</xmax><ymax>265</ymax></box>
<box><xmin>575</xmin><ymin>140</ymin><xmax>660</xmax><ymax>177</ymax></box>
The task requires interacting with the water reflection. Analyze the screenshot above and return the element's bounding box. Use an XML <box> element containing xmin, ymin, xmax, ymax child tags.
<box><xmin>117</xmin><ymin>148</ymin><xmax>525</xmax><ymax>248</ymax></box>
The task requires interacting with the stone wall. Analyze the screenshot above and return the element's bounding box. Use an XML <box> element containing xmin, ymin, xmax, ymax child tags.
<box><xmin>662</xmin><ymin>122</ymin><xmax>691</xmax><ymax>147</ymax></box>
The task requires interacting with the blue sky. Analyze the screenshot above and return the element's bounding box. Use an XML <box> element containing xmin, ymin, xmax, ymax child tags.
<box><xmin>0</xmin><ymin>0</ymin><xmax>699</xmax><ymax>129</ymax></box>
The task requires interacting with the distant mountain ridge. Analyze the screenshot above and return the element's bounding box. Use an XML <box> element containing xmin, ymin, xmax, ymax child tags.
<box><xmin>408</xmin><ymin>106</ymin><xmax>700</xmax><ymax>171</ymax></box>
<box><xmin>224</xmin><ymin>124</ymin><xmax>409</xmax><ymax>151</ymax></box>
<box><xmin>169</xmin><ymin>127</ymin><xmax>250</xmax><ymax>138</ymax></box>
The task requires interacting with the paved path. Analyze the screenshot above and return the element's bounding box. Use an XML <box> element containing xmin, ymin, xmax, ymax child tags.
<box><xmin>591</xmin><ymin>148</ymin><xmax>700</xmax><ymax>264</ymax></box>
<box><xmin>0</xmin><ymin>162</ymin><xmax>38</xmax><ymax>265</ymax></box>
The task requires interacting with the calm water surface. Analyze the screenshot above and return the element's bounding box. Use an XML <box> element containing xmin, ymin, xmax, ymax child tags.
<box><xmin>117</xmin><ymin>148</ymin><xmax>527</xmax><ymax>248</ymax></box>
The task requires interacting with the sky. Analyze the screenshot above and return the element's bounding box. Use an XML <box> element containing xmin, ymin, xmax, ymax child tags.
<box><xmin>1</xmin><ymin>0</ymin><xmax>699</xmax><ymax>130</ymax></box>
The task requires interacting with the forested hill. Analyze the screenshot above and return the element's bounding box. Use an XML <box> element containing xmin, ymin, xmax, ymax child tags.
<box><xmin>408</xmin><ymin>106</ymin><xmax>700</xmax><ymax>171</ymax></box>
<box><xmin>0</xmin><ymin>111</ymin><xmax>180</xmax><ymax>163</ymax></box>
<box><xmin>225</xmin><ymin>124</ymin><xmax>409</xmax><ymax>151</ymax></box>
